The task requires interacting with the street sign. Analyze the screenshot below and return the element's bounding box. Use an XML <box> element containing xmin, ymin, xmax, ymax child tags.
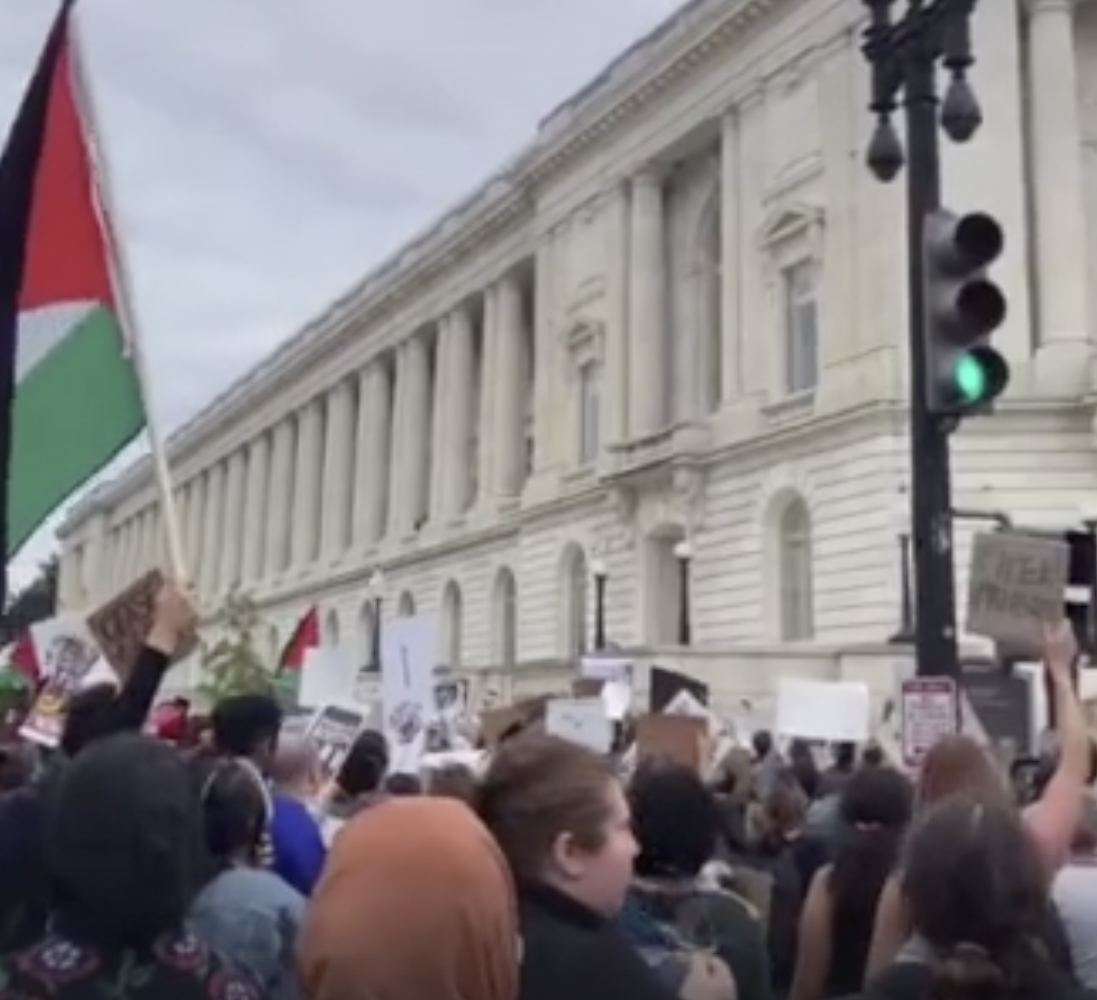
<box><xmin>901</xmin><ymin>677</ymin><xmax>959</xmax><ymax>768</ymax></box>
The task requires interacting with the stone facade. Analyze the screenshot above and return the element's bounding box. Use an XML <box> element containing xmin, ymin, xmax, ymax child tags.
<box><xmin>55</xmin><ymin>0</ymin><xmax>1097</xmax><ymax>700</ymax></box>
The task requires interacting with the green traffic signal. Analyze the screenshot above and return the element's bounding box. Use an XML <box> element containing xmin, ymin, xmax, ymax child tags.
<box><xmin>954</xmin><ymin>353</ymin><xmax>988</xmax><ymax>402</ymax></box>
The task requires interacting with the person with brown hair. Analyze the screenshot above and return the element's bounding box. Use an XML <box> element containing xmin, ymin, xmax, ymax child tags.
<box><xmin>477</xmin><ymin>734</ymin><xmax>676</xmax><ymax>1000</ymax></box>
<box><xmin>428</xmin><ymin>762</ymin><xmax>479</xmax><ymax>803</ymax></box>
<box><xmin>866</xmin><ymin>620</ymin><xmax>1089</xmax><ymax>979</ymax></box>
<box><xmin>298</xmin><ymin>797</ymin><xmax>517</xmax><ymax>1000</ymax></box>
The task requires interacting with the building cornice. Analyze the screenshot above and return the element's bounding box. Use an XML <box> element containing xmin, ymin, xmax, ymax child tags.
<box><xmin>61</xmin><ymin>0</ymin><xmax>790</xmax><ymax>533</ymax></box>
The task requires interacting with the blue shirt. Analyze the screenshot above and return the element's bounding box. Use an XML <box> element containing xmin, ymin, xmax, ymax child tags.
<box><xmin>269</xmin><ymin>792</ymin><xmax>326</xmax><ymax>896</ymax></box>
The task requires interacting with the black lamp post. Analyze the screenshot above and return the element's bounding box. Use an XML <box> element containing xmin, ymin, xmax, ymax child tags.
<box><xmin>366</xmin><ymin>569</ymin><xmax>384</xmax><ymax>672</ymax></box>
<box><xmin>861</xmin><ymin>0</ymin><xmax>984</xmax><ymax>678</ymax></box>
<box><xmin>890</xmin><ymin>492</ymin><xmax>915</xmax><ymax>644</ymax></box>
<box><xmin>591</xmin><ymin>557</ymin><xmax>608</xmax><ymax>651</ymax></box>
<box><xmin>674</xmin><ymin>539</ymin><xmax>693</xmax><ymax>646</ymax></box>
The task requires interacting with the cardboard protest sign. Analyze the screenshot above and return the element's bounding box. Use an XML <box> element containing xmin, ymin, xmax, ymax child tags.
<box><xmin>306</xmin><ymin>704</ymin><xmax>366</xmax><ymax>779</ymax></box>
<box><xmin>966</xmin><ymin>532</ymin><xmax>1069</xmax><ymax>655</ymax></box>
<box><xmin>634</xmin><ymin>713</ymin><xmax>708</xmax><ymax>772</ymax></box>
<box><xmin>87</xmin><ymin>570</ymin><xmax>198</xmax><ymax>679</ymax></box>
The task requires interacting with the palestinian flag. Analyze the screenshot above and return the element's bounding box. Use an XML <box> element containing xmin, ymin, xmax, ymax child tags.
<box><xmin>278</xmin><ymin>606</ymin><xmax>320</xmax><ymax>673</ymax></box>
<box><xmin>0</xmin><ymin>0</ymin><xmax>144</xmax><ymax>566</ymax></box>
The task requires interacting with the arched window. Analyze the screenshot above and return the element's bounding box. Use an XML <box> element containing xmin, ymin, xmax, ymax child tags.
<box><xmin>397</xmin><ymin>591</ymin><xmax>416</xmax><ymax>617</ymax></box>
<box><xmin>779</xmin><ymin>497</ymin><xmax>814</xmax><ymax>640</ymax></box>
<box><xmin>323</xmin><ymin>608</ymin><xmax>340</xmax><ymax>648</ymax></box>
<box><xmin>358</xmin><ymin>601</ymin><xmax>377</xmax><ymax>671</ymax></box>
<box><xmin>698</xmin><ymin>201</ymin><xmax>722</xmax><ymax>413</ymax></box>
<box><xmin>559</xmin><ymin>544</ymin><xmax>589</xmax><ymax>659</ymax></box>
<box><xmin>491</xmin><ymin>567</ymin><xmax>518</xmax><ymax>669</ymax></box>
<box><xmin>440</xmin><ymin>581</ymin><xmax>463</xmax><ymax>669</ymax></box>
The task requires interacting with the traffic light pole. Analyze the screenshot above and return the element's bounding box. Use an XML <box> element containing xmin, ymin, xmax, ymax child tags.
<box><xmin>904</xmin><ymin>44</ymin><xmax>960</xmax><ymax>679</ymax></box>
<box><xmin>862</xmin><ymin>0</ymin><xmax>985</xmax><ymax>678</ymax></box>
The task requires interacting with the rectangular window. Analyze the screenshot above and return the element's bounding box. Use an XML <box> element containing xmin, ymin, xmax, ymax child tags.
<box><xmin>577</xmin><ymin>361</ymin><xmax>601</xmax><ymax>466</ymax></box>
<box><xmin>783</xmin><ymin>259</ymin><xmax>819</xmax><ymax>395</ymax></box>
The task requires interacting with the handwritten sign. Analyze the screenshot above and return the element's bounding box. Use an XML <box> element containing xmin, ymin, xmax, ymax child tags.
<box><xmin>634</xmin><ymin>713</ymin><xmax>708</xmax><ymax>772</ymax></box>
<box><xmin>966</xmin><ymin>532</ymin><xmax>1068</xmax><ymax>655</ymax></box>
<box><xmin>87</xmin><ymin>570</ymin><xmax>197</xmax><ymax>679</ymax></box>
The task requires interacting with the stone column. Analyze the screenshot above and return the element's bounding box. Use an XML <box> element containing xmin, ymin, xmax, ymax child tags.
<box><xmin>719</xmin><ymin>111</ymin><xmax>741</xmax><ymax>402</ymax></box>
<box><xmin>627</xmin><ymin>170</ymin><xmax>667</xmax><ymax>436</ymax></box>
<box><xmin>603</xmin><ymin>185</ymin><xmax>630</xmax><ymax>446</ymax></box>
<box><xmin>492</xmin><ymin>274</ymin><xmax>526</xmax><ymax>498</ymax></box>
<box><xmin>240</xmin><ymin>433</ymin><xmax>269</xmax><ymax>586</ymax></box>
<box><xmin>183</xmin><ymin>479</ymin><xmax>203</xmax><ymax>578</ymax></box>
<box><xmin>291</xmin><ymin>401</ymin><xmax>323</xmax><ymax>569</ymax></box>
<box><xmin>388</xmin><ymin>347</ymin><xmax>408</xmax><ymax>536</ymax></box>
<box><xmin>400</xmin><ymin>334</ymin><xmax>430</xmax><ymax>532</ymax></box>
<box><xmin>218</xmin><ymin>450</ymin><xmax>246</xmax><ymax>592</ymax></box>
<box><xmin>1027</xmin><ymin>0</ymin><xmax>1089</xmax><ymax>375</ymax></box>
<box><xmin>321</xmin><ymin>380</ymin><xmax>355</xmax><ymax>559</ymax></box>
<box><xmin>360</xmin><ymin>358</ymin><xmax>392</xmax><ymax>544</ymax></box>
<box><xmin>198</xmin><ymin>462</ymin><xmax>224</xmax><ymax>597</ymax></box>
<box><xmin>429</xmin><ymin>321</ymin><xmax>450</xmax><ymax>521</ymax></box>
<box><xmin>264</xmin><ymin>419</ymin><xmax>295</xmax><ymax>577</ymax></box>
<box><xmin>477</xmin><ymin>288</ymin><xmax>498</xmax><ymax>503</ymax></box>
<box><xmin>444</xmin><ymin>305</ymin><xmax>474</xmax><ymax>517</ymax></box>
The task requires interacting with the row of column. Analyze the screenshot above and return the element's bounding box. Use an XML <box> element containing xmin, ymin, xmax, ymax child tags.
<box><xmin>1026</xmin><ymin>0</ymin><xmax>1089</xmax><ymax>359</ymax></box>
<box><xmin>97</xmin><ymin>273</ymin><xmax>534</xmax><ymax>599</ymax></box>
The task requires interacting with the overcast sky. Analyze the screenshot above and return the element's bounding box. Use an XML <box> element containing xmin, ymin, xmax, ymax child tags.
<box><xmin>1</xmin><ymin>0</ymin><xmax>684</xmax><ymax>589</ymax></box>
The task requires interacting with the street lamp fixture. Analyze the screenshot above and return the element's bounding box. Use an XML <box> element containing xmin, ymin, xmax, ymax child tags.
<box><xmin>890</xmin><ymin>490</ymin><xmax>914</xmax><ymax>645</ymax></box>
<box><xmin>590</xmin><ymin>555</ymin><xmax>608</xmax><ymax>650</ymax></box>
<box><xmin>861</xmin><ymin>0</ymin><xmax>986</xmax><ymax>679</ymax></box>
<box><xmin>674</xmin><ymin>539</ymin><xmax>693</xmax><ymax>646</ymax></box>
<box><xmin>366</xmin><ymin>569</ymin><xmax>385</xmax><ymax>672</ymax></box>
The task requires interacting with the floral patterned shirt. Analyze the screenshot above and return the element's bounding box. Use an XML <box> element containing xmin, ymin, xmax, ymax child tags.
<box><xmin>0</xmin><ymin>927</ymin><xmax>263</xmax><ymax>1000</ymax></box>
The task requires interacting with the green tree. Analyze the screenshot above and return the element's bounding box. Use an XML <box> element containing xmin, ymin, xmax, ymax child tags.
<box><xmin>197</xmin><ymin>590</ymin><xmax>273</xmax><ymax>705</ymax></box>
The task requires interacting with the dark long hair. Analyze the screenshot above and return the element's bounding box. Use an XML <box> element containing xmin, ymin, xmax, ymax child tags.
<box><xmin>902</xmin><ymin>795</ymin><xmax>1057</xmax><ymax>1000</ymax></box>
<box><xmin>829</xmin><ymin>767</ymin><xmax>912</xmax><ymax>950</ymax></box>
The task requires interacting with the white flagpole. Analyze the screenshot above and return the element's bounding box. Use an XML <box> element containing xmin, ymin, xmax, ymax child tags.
<box><xmin>67</xmin><ymin>11</ymin><xmax>189</xmax><ymax>584</ymax></box>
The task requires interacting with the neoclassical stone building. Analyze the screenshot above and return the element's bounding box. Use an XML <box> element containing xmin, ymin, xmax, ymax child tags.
<box><xmin>56</xmin><ymin>0</ymin><xmax>1097</xmax><ymax>694</ymax></box>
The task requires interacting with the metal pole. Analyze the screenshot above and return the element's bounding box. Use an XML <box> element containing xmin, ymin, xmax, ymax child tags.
<box><xmin>369</xmin><ymin>596</ymin><xmax>383</xmax><ymax>670</ymax></box>
<box><xmin>593</xmin><ymin>574</ymin><xmax>607</xmax><ymax>650</ymax></box>
<box><xmin>903</xmin><ymin>33</ymin><xmax>959</xmax><ymax>678</ymax></box>
<box><xmin>890</xmin><ymin>532</ymin><xmax>915</xmax><ymax>643</ymax></box>
<box><xmin>677</xmin><ymin>555</ymin><xmax>692</xmax><ymax>646</ymax></box>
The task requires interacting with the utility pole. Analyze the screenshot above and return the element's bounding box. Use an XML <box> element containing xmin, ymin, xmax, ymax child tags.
<box><xmin>860</xmin><ymin>0</ymin><xmax>991</xmax><ymax>678</ymax></box>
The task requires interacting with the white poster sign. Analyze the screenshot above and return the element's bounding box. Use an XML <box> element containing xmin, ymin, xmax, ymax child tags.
<box><xmin>545</xmin><ymin>697</ymin><xmax>612</xmax><ymax>754</ymax></box>
<box><xmin>775</xmin><ymin>678</ymin><xmax>870</xmax><ymax>743</ymax></box>
<box><xmin>381</xmin><ymin>615</ymin><xmax>437</xmax><ymax>773</ymax></box>
<box><xmin>900</xmin><ymin>677</ymin><xmax>958</xmax><ymax>768</ymax></box>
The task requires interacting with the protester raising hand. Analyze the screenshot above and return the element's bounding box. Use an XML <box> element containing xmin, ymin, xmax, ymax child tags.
<box><xmin>1025</xmin><ymin>616</ymin><xmax>1090</xmax><ymax>872</ymax></box>
<box><xmin>146</xmin><ymin>578</ymin><xmax>198</xmax><ymax>657</ymax></box>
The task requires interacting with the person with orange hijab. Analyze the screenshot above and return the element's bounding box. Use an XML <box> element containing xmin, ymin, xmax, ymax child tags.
<box><xmin>298</xmin><ymin>796</ymin><xmax>519</xmax><ymax>1000</ymax></box>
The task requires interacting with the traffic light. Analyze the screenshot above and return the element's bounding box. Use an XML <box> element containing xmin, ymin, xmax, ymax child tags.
<box><xmin>922</xmin><ymin>209</ymin><xmax>1010</xmax><ymax>417</ymax></box>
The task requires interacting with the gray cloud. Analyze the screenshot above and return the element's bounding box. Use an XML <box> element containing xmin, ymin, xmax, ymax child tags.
<box><xmin>1</xmin><ymin>0</ymin><xmax>684</xmax><ymax>581</ymax></box>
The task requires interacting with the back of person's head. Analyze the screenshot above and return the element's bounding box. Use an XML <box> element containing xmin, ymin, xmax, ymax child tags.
<box><xmin>831</xmin><ymin>766</ymin><xmax>913</xmax><ymax>928</ymax></box>
<box><xmin>45</xmin><ymin>732</ymin><xmax>202</xmax><ymax>948</ymax></box>
<box><xmin>427</xmin><ymin>763</ymin><xmax>478</xmax><ymax>803</ymax></box>
<box><xmin>299</xmin><ymin>797</ymin><xmax>517</xmax><ymax>1000</ymax></box>
<box><xmin>477</xmin><ymin>733</ymin><xmax>634</xmax><ymax>916</ymax></box>
<box><xmin>0</xmin><ymin>742</ymin><xmax>34</xmax><ymax>792</ymax></box>
<box><xmin>629</xmin><ymin>757</ymin><xmax>719</xmax><ymax>879</ymax></box>
<box><xmin>271</xmin><ymin>736</ymin><xmax>321</xmax><ymax>793</ymax></box>
<box><xmin>861</xmin><ymin>742</ymin><xmax>885</xmax><ymax>768</ymax></box>
<box><xmin>758</xmin><ymin>779</ymin><xmax>807</xmax><ymax>844</ymax></box>
<box><xmin>752</xmin><ymin>730</ymin><xmax>773</xmax><ymax>759</ymax></box>
<box><xmin>59</xmin><ymin>683</ymin><xmax>119</xmax><ymax>757</ymax></box>
<box><xmin>833</xmin><ymin>741</ymin><xmax>856</xmax><ymax>770</ymax></box>
<box><xmin>336</xmin><ymin>729</ymin><xmax>388</xmax><ymax>797</ymax></box>
<box><xmin>383</xmin><ymin>772</ymin><xmax>422</xmax><ymax>797</ymax></box>
<box><xmin>210</xmin><ymin>694</ymin><xmax>282</xmax><ymax>762</ymax></box>
<box><xmin>190</xmin><ymin>755</ymin><xmax>268</xmax><ymax>878</ymax></box>
<box><xmin>918</xmin><ymin>735</ymin><xmax>1004</xmax><ymax>810</ymax></box>
<box><xmin>903</xmin><ymin>795</ymin><xmax>1052</xmax><ymax>997</ymax></box>
<box><xmin>790</xmin><ymin>752</ymin><xmax>820</xmax><ymax>800</ymax></box>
